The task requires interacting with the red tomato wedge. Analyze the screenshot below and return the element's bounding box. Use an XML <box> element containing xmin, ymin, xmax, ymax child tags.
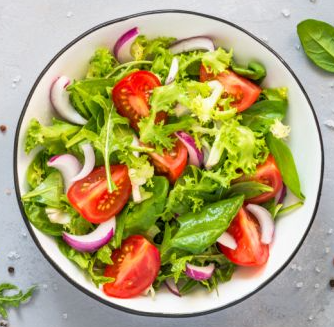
<box><xmin>67</xmin><ymin>165</ymin><xmax>131</xmax><ymax>223</ymax></box>
<box><xmin>218</xmin><ymin>207</ymin><xmax>269</xmax><ymax>266</ymax></box>
<box><xmin>199</xmin><ymin>66</ymin><xmax>261</xmax><ymax>112</ymax></box>
<box><xmin>112</xmin><ymin>71</ymin><xmax>167</xmax><ymax>130</ymax></box>
<box><xmin>103</xmin><ymin>235</ymin><xmax>161</xmax><ymax>298</ymax></box>
<box><xmin>149</xmin><ymin>139</ymin><xmax>188</xmax><ymax>183</ymax></box>
<box><xmin>237</xmin><ymin>155</ymin><xmax>283</xmax><ymax>204</ymax></box>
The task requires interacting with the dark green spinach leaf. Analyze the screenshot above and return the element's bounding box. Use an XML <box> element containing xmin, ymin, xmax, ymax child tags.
<box><xmin>170</xmin><ymin>195</ymin><xmax>244</xmax><ymax>254</ymax></box>
<box><xmin>266</xmin><ymin>133</ymin><xmax>304</xmax><ymax>200</ymax></box>
<box><xmin>231</xmin><ymin>60</ymin><xmax>266</xmax><ymax>81</ymax></box>
<box><xmin>123</xmin><ymin>176</ymin><xmax>169</xmax><ymax>237</ymax></box>
<box><xmin>241</xmin><ymin>100</ymin><xmax>287</xmax><ymax>134</ymax></box>
<box><xmin>225</xmin><ymin>181</ymin><xmax>273</xmax><ymax>199</ymax></box>
<box><xmin>297</xmin><ymin>19</ymin><xmax>334</xmax><ymax>73</ymax></box>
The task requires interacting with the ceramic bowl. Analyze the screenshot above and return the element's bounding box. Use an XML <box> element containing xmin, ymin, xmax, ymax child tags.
<box><xmin>14</xmin><ymin>10</ymin><xmax>324</xmax><ymax>317</ymax></box>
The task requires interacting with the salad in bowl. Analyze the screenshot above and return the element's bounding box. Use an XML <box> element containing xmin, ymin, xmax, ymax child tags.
<box><xmin>15</xmin><ymin>12</ymin><xmax>322</xmax><ymax>316</ymax></box>
<box><xmin>21</xmin><ymin>27</ymin><xmax>304</xmax><ymax>299</ymax></box>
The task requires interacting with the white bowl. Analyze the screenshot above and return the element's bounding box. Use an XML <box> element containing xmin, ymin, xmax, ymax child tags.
<box><xmin>14</xmin><ymin>10</ymin><xmax>324</xmax><ymax>317</ymax></box>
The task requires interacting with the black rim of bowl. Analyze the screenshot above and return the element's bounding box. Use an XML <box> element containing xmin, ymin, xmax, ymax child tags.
<box><xmin>13</xmin><ymin>9</ymin><xmax>324</xmax><ymax>318</ymax></box>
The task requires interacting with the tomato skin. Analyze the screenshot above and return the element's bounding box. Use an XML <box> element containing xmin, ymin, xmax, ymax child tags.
<box><xmin>237</xmin><ymin>155</ymin><xmax>283</xmax><ymax>204</ymax></box>
<box><xmin>218</xmin><ymin>207</ymin><xmax>269</xmax><ymax>266</ymax></box>
<box><xmin>149</xmin><ymin>140</ymin><xmax>188</xmax><ymax>183</ymax></box>
<box><xmin>112</xmin><ymin>71</ymin><xmax>167</xmax><ymax>130</ymax></box>
<box><xmin>199</xmin><ymin>66</ymin><xmax>261</xmax><ymax>112</ymax></box>
<box><xmin>103</xmin><ymin>235</ymin><xmax>161</xmax><ymax>298</ymax></box>
<box><xmin>67</xmin><ymin>165</ymin><xmax>131</xmax><ymax>223</ymax></box>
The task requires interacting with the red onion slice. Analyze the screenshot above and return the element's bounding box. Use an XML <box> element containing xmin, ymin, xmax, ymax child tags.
<box><xmin>63</xmin><ymin>217</ymin><xmax>116</xmax><ymax>252</ymax></box>
<box><xmin>165</xmin><ymin>57</ymin><xmax>179</xmax><ymax>84</ymax></box>
<box><xmin>175</xmin><ymin>131</ymin><xmax>203</xmax><ymax>167</ymax></box>
<box><xmin>45</xmin><ymin>208</ymin><xmax>71</xmax><ymax>224</ymax></box>
<box><xmin>216</xmin><ymin>232</ymin><xmax>237</xmax><ymax>250</ymax></box>
<box><xmin>246</xmin><ymin>204</ymin><xmax>275</xmax><ymax>244</ymax></box>
<box><xmin>169</xmin><ymin>36</ymin><xmax>215</xmax><ymax>54</ymax></box>
<box><xmin>50</xmin><ymin>76</ymin><xmax>87</xmax><ymax>125</ymax></box>
<box><xmin>165</xmin><ymin>278</ymin><xmax>181</xmax><ymax>297</ymax></box>
<box><xmin>113</xmin><ymin>27</ymin><xmax>139</xmax><ymax>63</ymax></box>
<box><xmin>185</xmin><ymin>263</ymin><xmax>215</xmax><ymax>281</ymax></box>
<box><xmin>275</xmin><ymin>184</ymin><xmax>287</xmax><ymax>204</ymax></box>
<box><xmin>71</xmin><ymin>143</ymin><xmax>95</xmax><ymax>182</ymax></box>
<box><xmin>47</xmin><ymin>154</ymin><xmax>82</xmax><ymax>192</ymax></box>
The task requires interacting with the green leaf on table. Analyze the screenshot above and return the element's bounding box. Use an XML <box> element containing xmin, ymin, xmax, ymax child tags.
<box><xmin>0</xmin><ymin>283</ymin><xmax>36</xmax><ymax>319</ymax></box>
<box><xmin>297</xmin><ymin>19</ymin><xmax>334</xmax><ymax>73</ymax></box>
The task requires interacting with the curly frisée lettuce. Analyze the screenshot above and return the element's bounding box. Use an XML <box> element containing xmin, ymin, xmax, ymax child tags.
<box><xmin>20</xmin><ymin>30</ymin><xmax>304</xmax><ymax>299</ymax></box>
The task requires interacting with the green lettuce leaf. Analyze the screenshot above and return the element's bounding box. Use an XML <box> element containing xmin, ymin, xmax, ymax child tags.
<box><xmin>23</xmin><ymin>202</ymin><xmax>63</xmax><ymax>236</ymax></box>
<box><xmin>86</xmin><ymin>47</ymin><xmax>117</xmax><ymax>78</ymax></box>
<box><xmin>25</xmin><ymin>118</ymin><xmax>80</xmax><ymax>154</ymax></box>
<box><xmin>22</xmin><ymin>171</ymin><xmax>64</xmax><ymax>207</ymax></box>
<box><xmin>206</xmin><ymin>117</ymin><xmax>269</xmax><ymax>184</ymax></box>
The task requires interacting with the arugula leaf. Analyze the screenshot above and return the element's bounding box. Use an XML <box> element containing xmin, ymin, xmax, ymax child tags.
<box><xmin>0</xmin><ymin>283</ymin><xmax>36</xmax><ymax>319</ymax></box>
<box><xmin>86</xmin><ymin>47</ymin><xmax>117</xmax><ymax>78</ymax></box>
<box><xmin>123</xmin><ymin>176</ymin><xmax>169</xmax><ymax>237</ymax></box>
<box><xmin>297</xmin><ymin>19</ymin><xmax>334</xmax><ymax>73</ymax></box>
<box><xmin>266</xmin><ymin>133</ymin><xmax>304</xmax><ymax>200</ymax></box>
<box><xmin>92</xmin><ymin>96</ymin><xmax>129</xmax><ymax>192</ymax></box>
<box><xmin>23</xmin><ymin>202</ymin><xmax>63</xmax><ymax>236</ymax></box>
<box><xmin>170</xmin><ymin>195</ymin><xmax>244</xmax><ymax>254</ymax></box>
<box><xmin>25</xmin><ymin>118</ymin><xmax>80</xmax><ymax>154</ymax></box>
<box><xmin>231</xmin><ymin>60</ymin><xmax>266</xmax><ymax>81</ymax></box>
<box><xmin>241</xmin><ymin>100</ymin><xmax>288</xmax><ymax>134</ymax></box>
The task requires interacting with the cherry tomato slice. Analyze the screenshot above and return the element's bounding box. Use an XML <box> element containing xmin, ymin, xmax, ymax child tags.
<box><xmin>199</xmin><ymin>66</ymin><xmax>261</xmax><ymax>112</ymax></box>
<box><xmin>236</xmin><ymin>155</ymin><xmax>283</xmax><ymax>204</ymax></box>
<box><xmin>103</xmin><ymin>235</ymin><xmax>161</xmax><ymax>298</ymax></box>
<box><xmin>218</xmin><ymin>207</ymin><xmax>269</xmax><ymax>266</ymax></box>
<box><xmin>67</xmin><ymin>165</ymin><xmax>131</xmax><ymax>223</ymax></box>
<box><xmin>112</xmin><ymin>71</ymin><xmax>167</xmax><ymax>130</ymax></box>
<box><xmin>149</xmin><ymin>139</ymin><xmax>188</xmax><ymax>183</ymax></box>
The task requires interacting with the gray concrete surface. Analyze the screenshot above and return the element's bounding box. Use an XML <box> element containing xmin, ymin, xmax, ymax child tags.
<box><xmin>1</xmin><ymin>0</ymin><xmax>334</xmax><ymax>326</ymax></box>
